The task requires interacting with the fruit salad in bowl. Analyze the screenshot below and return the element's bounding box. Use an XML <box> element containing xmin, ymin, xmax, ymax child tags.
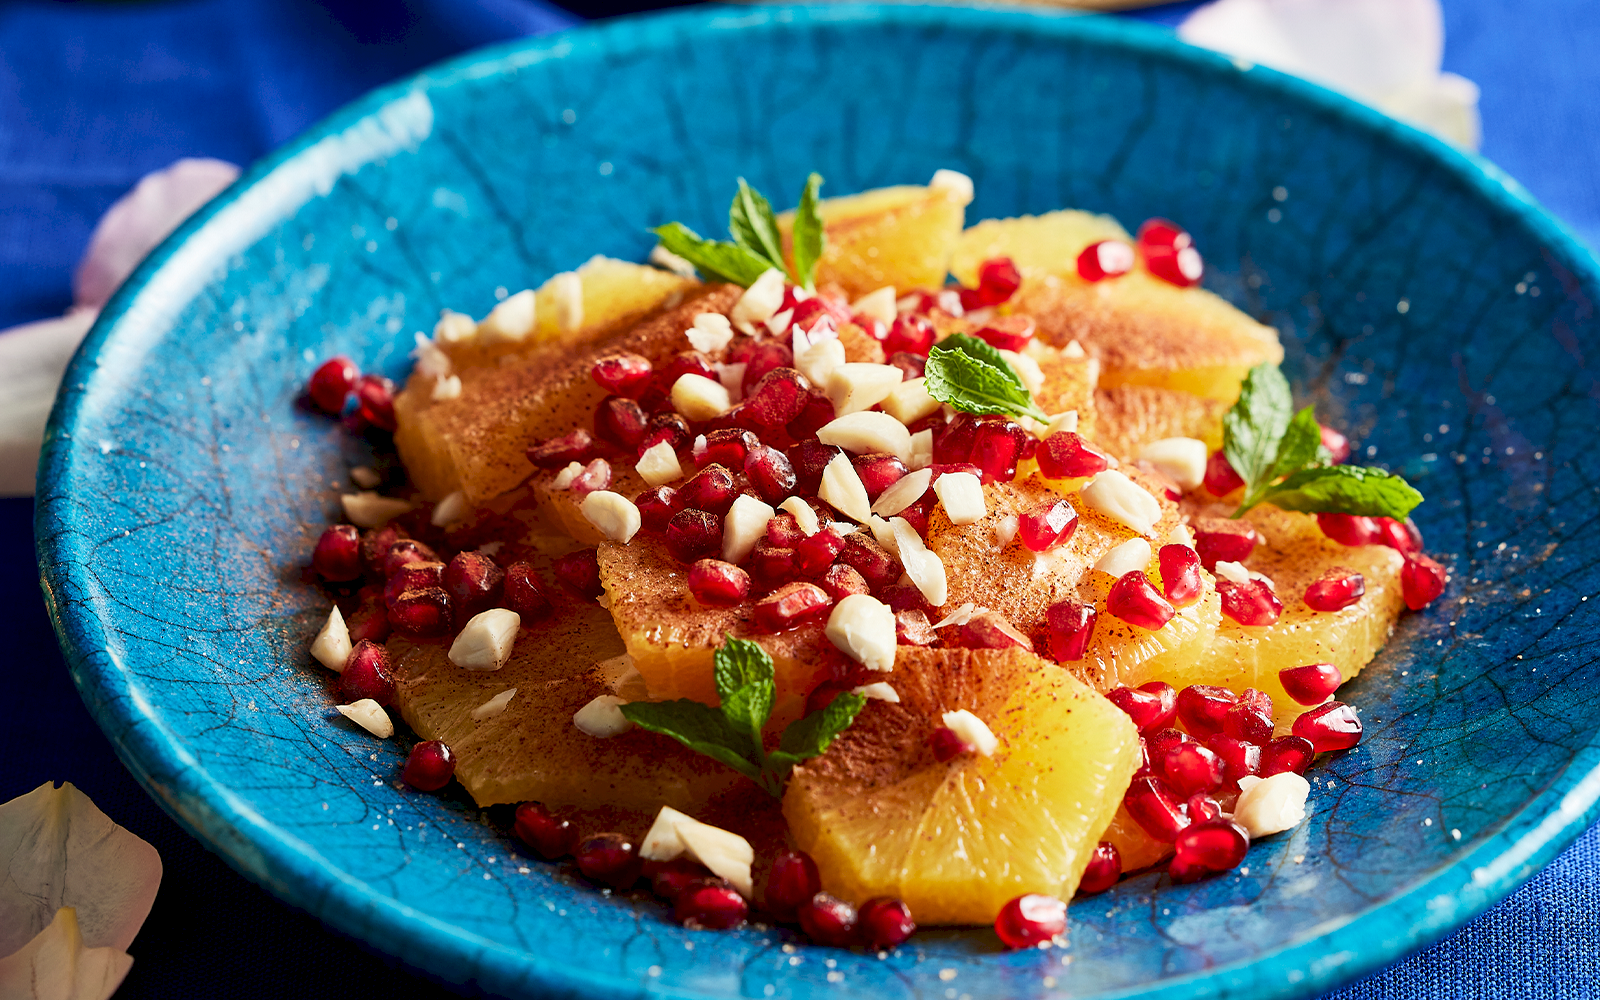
<box><xmin>296</xmin><ymin>169</ymin><xmax>1445</xmax><ymax>948</ymax></box>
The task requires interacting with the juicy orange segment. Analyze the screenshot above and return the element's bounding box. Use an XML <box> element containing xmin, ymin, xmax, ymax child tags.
<box><xmin>778</xmin><ymin>182</ymin><xmax>970</xmax><ymax>299</ymax></box>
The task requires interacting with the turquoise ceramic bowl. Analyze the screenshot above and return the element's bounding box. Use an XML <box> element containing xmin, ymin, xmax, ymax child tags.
<box><xmin>37</xmin><ymin>5</ymin><xmax>1600</xmax><ymax>998</ymax></box>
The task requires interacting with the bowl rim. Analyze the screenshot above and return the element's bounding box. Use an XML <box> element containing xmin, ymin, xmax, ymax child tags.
<box><xmin>37</xmin><ymin>4</ymin><xmax>1600</xmax><ymax>998</ymax></box>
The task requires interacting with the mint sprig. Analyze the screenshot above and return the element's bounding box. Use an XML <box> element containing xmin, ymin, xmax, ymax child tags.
<box><xmin>653</xmin><ymin>175</ymin><xmax>828</xmax><ymax>290</ymax></box>
<box><xmin>923</xmin><ymin>333</ymin><xmax>1049</xmax><ymax>423</ymax></box>
<box><xmin>1225</xmin><ymin>361</ymin><xmax>1423</xmax><ymax>519</ymax></box>
<box><xmin>618</xmin><ymin>637</ymin><xmax>865</xmax><ymax>797</ymax></box>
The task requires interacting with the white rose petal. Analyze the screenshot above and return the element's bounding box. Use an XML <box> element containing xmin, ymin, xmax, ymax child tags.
<box><xmin>828</xmin><ymin>362</ymin><xmax>904</xmax><ymax>416</ymax></box>
<box><xmin>851</xmin><ymin>286</ymin><xmax>898</xmax><ymax>326</ymax></box>
<box><xmin>448</xmin><ymin>608</ymin><xmax>522</xmax><ymax>671</ymax></box>
<box><xmin>1081</xmin><ymin>470</ymin><xmax>1163</xmax><ymax>535</ymax></box>
<box><xmin>478</xmin><ymin>289</ymin><xmax>537</xmax><ymax>342</ymax></box>
<box><xmin>934</xmin><ymin>471</ymin><xmax>986</xmax><ymax>525</ymax></box>
<box><xmin>671</xmin><ymin>373</ymin><xmax>732</xmax><ymax>421</ymax></box>
<box><xmin>1232</xmin><ymin>772</ymin><xmax>1311</xmax><ymax>838</ymax></box>
<box><xmin>580</xmin><ymin>490</ymin><xmax>642</xmax><ymax>543</ymax></box>
<box><xmin>0</xmin><ymin>906</ymin><xmax>134</xmax><ymax>1000</ymax></box>
<box><xmin>340</xmin><ymin>492</ymin><xmax>412</xmax><ymax>528</ymax></box>
<box><xmin>825</xmin><ymin>594</ymin><xmax>898</xmax><ymax>672</ymax></box>
<box><xmin>817</xmin><ymin>412</ymin><xmax>914</xmax><ymax>463</ymax></box>
<box><xmin>336</xmin><ymin>699</ymin><xmax>394</xmax><ymax>738</ymax></box>
<box><xmin>574</xmin><ymin>694</ymin><xmax>633</xmax><ymax>737</ymax></box>
<box><xmin>940</xmin><ymin>709</ymin><xmax>998</xmax><ymax>756</ymax></box>
<box><xmin>1095</xmin><ymin>538</ymin><xmax>1152</xmax><ymax>578</ymax></box>
<box><xmin>892</xmin><ymin>517</ymin><xmax>947</xmax><ymax>606</ymax></box>
<box><xmin>636</xmin><ymin>440</ymin><xmax>683</xmax><ymax>487</ymax></box>
<box><xmin>731</xmin><ymin>268</ymin><xmax>786</xmax><ymax>331</ymax></box>
<box><xmin>819</xmin><ymin>451</ymin><xmax>872</xmax><ymax>522</ymax></box>
<box><xmin>471</xmin><ymin>687</ymin><xmax>518</xmax><ymax>721</ymax></box>
<box><xmin>310</xmin><ymin>606</ymin><xmax>351</xmax><ymax>673</ymax></box>
<box><xmin>1139</xmin><ymin>437</ymin><xmax>1209</xmax><ymax>492</ymax></box>
<box><xmin>723</xmin><ymin>494</ymin><xmax>776</xmax><ymax>564</ymax></box>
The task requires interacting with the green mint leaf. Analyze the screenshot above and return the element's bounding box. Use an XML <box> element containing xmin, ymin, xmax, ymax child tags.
<box><xmin>1223</xmin><ymin>362</ymin><xmax>1294</xmax><ymax>499</ymax></box>
<box><xmin>728</xmin><ymin>179</ymin><xmax>786</xmax><ymax>274</ymax></box>
<box><xmin>924</xmin><ymin>338</ymin><xmax>1048</xmax><ymax>422</ymax></box>
<box><xmin>792</xmin><ymin>172</ymin><xmax>826</xmax><ymax>291</ymax></box>
<box><xmin>1260</xmin><ymin>465</ymin><xmax>1424</xmax><ymax>520</ymax></box>
<box><xmin>777</xmin><ymin>692</ymin><xmax>867</xmax><ymax>759</ymax></box>
<box><xmin>1237</xmin><ymin>405</ymin><xmax>1326</xmax><ymax>513</ymax></box>
<box><xmin>712</xmin><ymin>637</ymin><xmax>775</xmax><ymax>744</ymax></box>
<box><xmin>651</xmin><ymin>223</ymin><xmax>772</xmax><ymax>287</ymax></box>
<box><xmin>619</xmin><ymin>699</ymin><xmax>764</xmax><ymax>782</ymax></box>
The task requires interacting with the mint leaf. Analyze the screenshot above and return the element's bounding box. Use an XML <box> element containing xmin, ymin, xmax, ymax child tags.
<box><xmin>1223</xmin><ymin>362</ymin><xmax>1294</xmax><ymax>499</ymax></box>
<box><xmin>1236</xmin><ymin>405</ymin><xmax>1325</xmax><ymax>513</ymax></box>
<box><xmin>619</xmin><ymin>699</ymin><xmax>763</xmax><ymax>782</ymax></box>
<box><xmin>651</xmin><ymin>223</ymin><xmax>773</xmax><ymax>287</ymax></box>
<box><xmin>728</xmin><ymin>179</ymin><xmax>786</xmax><ymax>274</ymax></box>
<box><xmin>792</xmin><ymin>172</ymin><xmax>826</xmax><ymax>291</ymax></box>
<box><xmin>924</xmin><ymin>338</ymin><xmax>1048</xmax><ymax>422</ymax></box>
<box><xmin>1261</xmin><ymin>465</ymin><xmax>1424</xmax><ymax>520</ymax></box>
<box><xmin>776</xmin><ymin>691</ymin><xmax>867</xmax><ymax>760</ymax></box>
<box><xmin>712</xmin><ymin>637</ymin><xmax>775</xmax><ymax>744</ymax></box>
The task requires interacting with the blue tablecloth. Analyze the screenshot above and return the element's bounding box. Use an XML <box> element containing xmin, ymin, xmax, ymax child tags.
<box><xmin>4</xmin><ymin>1</ymin><xmax>1597</xmax><ymax>996</ymax></box>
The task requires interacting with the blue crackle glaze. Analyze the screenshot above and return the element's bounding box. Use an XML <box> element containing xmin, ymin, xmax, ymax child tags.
<box><xmin>34</xmin><ymin>6</ymin><xmax>1600</xmax><ymax>998</ymax></box>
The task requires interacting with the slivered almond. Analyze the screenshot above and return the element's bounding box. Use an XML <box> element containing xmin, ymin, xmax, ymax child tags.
<box><xmin>340</xmin><ymin>492</ymin><xmax>412</xmax><ymax>528</ymax></box>
<box><xmin>731</xmin><ymin>268</ymin><xmax>785</xmax><ymax>331</ymax></box>
<box><xmin>671</xmin><ymin>373</ymin><xmax>732</xmax><ymax>421</ymax></box>
<box><xmin>639</xmin><ymin>806</ymin><xmax>755</xmax><ymax>898</ymax></box>
<box><xmin>817</xmin><ymin>412</ymin><xmax>914</xmax><ymax>463</ymax></box>
<box><xmin>797</xmin><ymin>337</ymin><xmax>846</xmax><ymax>388</ymax></box>
<box><xmin>851</xmin><ymin>681</ymin><xmax>900</xmax><ymax>703</ymax></box>
<box><xmin>581</xmin><ymin>490</ymin><xmax>642</xmax><ymax>543</ymax></box>
<box><xmin>934</xmin><ymin>472</ymin><xmax>986</xmax><ymax>525</ymax></box>
<box><xmin>471</xmin><ymin>688</ymin><xmax>518</xmax><ymax>721</ymax></box>
<box><xmin>872</xmin><ymin>467</ymin><xmax>933</xmax><ymax>517</ymax></box>
<box><xmin>434</xmin><ymin>309</ymin><xmax>476</xmax><ymax>344</ymax></box>
<box><xmin>431</xmin><ymin>490</ymin><xmax>468</xmax><ymax>527</ymax></box>
<box><xmin>1082</xmin><ymin>470</ymin><xmax>1163</xmax><ymax>535</ymax></box>
<box><xmin>880</xmin><ymin>377</ymin><xmax>941</xmax><ymax>425</ymax></box>
<box><xmin>636</xmin><ymin>440</ymin><xmax>683</xmax><ymax>486</ymax></box>
<box><xmin>779</xmin><ymin>496</ymin><xmax>821</xmax><ymax>535</ymax></box>
<box><xmin>723</xmin><ymin>494</ymin><xmax>776</xmax><ymax>564</ymax></box>
<box><xmin>941</xmin><ymin>709</ymin><xmax>998</xmax><ymax>756</ymax></box>
<box><xmin>336</xmin><ymin>699</ymin><xmax>394</xmax><ymax>738</ymax></box>
<box><xmin>686</xmin><ymin>311</ymin><xmax>734</xmax><ymax>354</ymax></box>
<box><xmin>478</xmin><ymin>289</ymin><xmax>536</xmax><ymax>342</ymax></box>
<box><xmin>431</xmin><ymin>374</ymin><xmax>462</xmax><ymax>401</ymax></box>
<box><xmin>929</xmin><ymin>168</ymin><xmax>974</xmax><ymax>203</ymax></box>
<box><xmin>1233</xmin><ymin>773</ymin><xmax>1310</xmax><ymax>837</ymax></box>
<box><xmin>1139</xmin><ymin>437</ymin><xmax>1208</xmax><ymax>491</ymax></box>
<box><xmin>448</xmin><ymin>608</ymin><xmax>522</xmax><ymax>671</ymax></box>
<box><xmin>828</xmin><ymin>363</ymin><xmax>904</xmax><ymax>416</ymax></box>
<box><xmin>549</xmin><ymin>272</ymin><xmax>583</xmax><ymax>333</ymax></box>
<box><xmin>819</xmin><ymin>452</ymin><xmax>872</xmax><ymax>522</ymax></box>
<box><xmin>1095</xmin><ymin>538</ymin><xmax>1152</xmax><ymax>577</ymax></box>
<box><xmin>892</xmin><ymin>517</ymin><xmax>947</xmax><ymax>606</ymax></box>
<box><xmin>851</xmin><ymin>286</ymin><xmax>897</xmax><ymax>325</ymax></box>
<box><xmin>573</xmin><ymin>695</ymin><xmax>633</xmax><ymax>737</ymax></box>
<box><xmin>310</xmin><ymin>606</ymin><xmax>351</xmax><ymax>673</ymax></box>
<box><xmin>825</xmin><ymin>594</ymin><xmax>897</xmax><ymax>672</ymax></box>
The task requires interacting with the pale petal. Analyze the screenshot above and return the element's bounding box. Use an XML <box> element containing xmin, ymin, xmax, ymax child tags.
<box><xmin>0</xmin><ymin>907</ymin><xmax>133</xmax><ymax>1000</ymax></box>
<box><xmin>0</xmin><ymin>782</ymin><xmax>162</xmax><ymax>956</ymax></box>
<box><xmin>0</xmin><ymin>311</ymin><xmax>98</xmax><ymax>498</ymax></box>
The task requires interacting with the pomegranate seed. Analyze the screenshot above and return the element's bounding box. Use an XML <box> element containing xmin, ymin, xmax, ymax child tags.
<box><xmin>1377</xmin><ymin>517</ymin><xmax>1424</xmax><ymax>553</ymax></box>
<box><xmin>1260</xmin><ymin>735</ymin><xmax>1316</xmax><ymax>776</ymax></box>
<box><xmin>994</xmin><ymin>894</ymin><xmax>1066</xmax><ymax>949</ymax></box>
<box><xmin>1319</xmin><ymin>424</ymin><xmax>1351</xmax><ymax>464</ymax></box>
<box><xmin>1280</xmin><ymin>663</ymin><xmax>1342</xmax><ymax>705</ymax></box>
<box><xmin>1217</xmin><ymin>579</ymin><xmax>1283</xmax><ymax>626</ymax></box>
<box><xmin>1019</xmin><ymin>499</ymin><xmax>1079</xmax><ymax>552</ymax></box>
<box><xmin>699</xmin><ymin>428</ymin><xmax>755</xmax><ymax>468</ymax></box>
<box><xmin>765</xmin><ymin>850</ymin><xmax>822</xmax><ymax>918</ymax></box>
<box><xmin>973</xmin><ymin>315</ymin><xmax>1035</xmax><ymax>352</ymax></box>
<box><xmin>688</xmin><ymin>559</ymin><xmax>751</xmax><ymax>606</ymax></box>
<box><xmin>312</xmin><ymin>524</ymin><xmax>363</xmax><ymax>582</ymax></box>
<box><xmin>877</xmin><ymin>583</ymin><xmax>933</xmax><ymax>616</ymax></box>
<box><xmin>748</xmin><ymin>541</ymin><xmax>798</xmax><ymax>585</ymax></box>
<box><xmin>896</xmin><ymin>608</ymin><xmax>938</xmax><ymax>646</ymax></box>
<box><xmin>341</xmin><ymin>640</ymin><xmax>396</xmax><ymax>704</ymax></box>
<box><xmin>528</xmin><ymin>428</ymin><xmax>596</xmax><ymax>469</ymax></box>
<box><xmin>646</xmin><ymin>857</ymin><xmax>712</xmax><ymax>900</ymax></box>
<box><xmin>786</xmin><ymin>387</ymin><xmax>837</xmax><ymax>441</ymax></box>
<box><xmin>386</xmin><ymin>561</ymin><xmax>445</xmax><ymax>610</ymax></box>
<box><xmin>1293</xmin><ymin>701</ymin><xmax>1362</xmax><ymax>751</ymax></box>
<box><xmin>794</xmin><ymin>528</ymin><xmax>846</xmax><ymax>575</ymax></box>
<box><xmin>787</xmin><ymin>441</ymin><xmax>842</xmax><ymax>495</ymax></box>
<box><xmin>1317</xmin><ymin>512</ymin><xmax>1380</xmax><ymax>546</ymax></box>
<box><xmin>444</xmin><ymin>551</ymin><xmax>505</xmax><ymax>620</ymax></box>
<box><xmin>513</xmin><ymin>802</ymin><xmax>579</xmax><ymax>859</ymax></box>
<box><xmin>819</xmin><ymin>563</ymin><xmax>869</xmax><ymax>602</ymax></box>
<box><xmin>1158</xmin><ymin>544</ymin><xmax>1203</xmax><ymax>606</ymax></box>
<box><xmin>764</xmin><ymin>513</ymin><xmax>804</xmax><ymax>549</ymax></box>
<box><xmin>969</xmin><ymin>417</ymin><xmax>1026</xmax><ymax>483</ymax></box>
<box><xmin>359</xmin><ymin>525</ymin><xmax>403</xmax><ymax>574</ymax></box>
<box><xmin>672</xmin><ymin>877</ymin><xmax>749</xmax><ymax>929</ymax></box>
<box><xmin>839</xmin><ymin>533</ymin><xmax>900</xmax><ymax>589</ymax></box>
<box><xmin>1076</xmin><ymin>240</ymin><xmax>1136</xmax><ymax>282</ymax></box>
<box><xmin>677</xmin><ymin>464</ymin><xmax>738</xmax><ymax>516</ymax></box>
<box><xmin>744</xmin><ymin>367</ymin><xmax>809</xmax><ymax>428</ymax></box>
<box><xmin>354</xmin><ymin>374</ymin><xmax>397</xmax><ymax>431</ymax></box>
<box><xmin>1145</xmin><ymin>728</ymin><xmax>1193</xmax><ymax>771</ymax></box>
<box><xmin>1077</xmin><ymin>842</ymin><xmax>1122</xmax><ymax>895</ymax></box>
<box><xmin>1137</xmin><ymin>218</ymin><xmax>1203</xmax><ymax>287</ymax></box>
<box><xmin>849</xmin><ymin>896</ymin><xmax>916</xmax><ymax>949</ymax></box>
<box><xmin>569</xmin><ymin>458</ymin><xmax>612</xmax><ymax>497</ymax></box>
<box><xmin>895</xmin><ymin>490</ymin><xmax>937</xmax><ymax>535</ymax></box>
<box><xmin>575</xmin><ymin>832</ymin><xmax>641</xmax><ymax>890</ymax></box>
<box><xmin>1125</xmin><ymin>775</ymin><xmax>1190</xmax><ymax>842</ymax></box>
<box><xmin>1107</xmin><ymin>571</ymin><xmax>1176</xmax><ymax>631</ymax></box>
<box><xmin>639</xmin><ymin>412</ymin><xmax>693</xmax><ymax>457</ymax></box>
<box><xmin>798</xmin><ymin>893</ymin><xmax>858</xmax><ymax>947</ymax></box>
<box><xmin>1204</xmin><ymin>450</ymin><xmax>1245</xmax><ymax>495</ymax></box>
<box><xmin>955</xmin><ymin>610</ymin><xmax>1033</xmax><ymax>652</ymax></box>
<box><xmin>853</xmin><ymin>453</ymin><xmax>908</xmax><ymax>501</ymax></box>
<box><xmin>308</xmin><ymin>356</ymin><xmax>360</xmax><ymax>414</ymax></box>
<box><xmin>594</xmin><ymin>396</ymin><xmax>648</xmax><ymax>448</ymax></box>
<box><xmin>1204</xmin><ymin>735</ymin><xmax>1262</xmax><ymax>784</ymax></box>
<box><xmin>930</xmin><ymin>413</ymin><xmax>976</xmax><ymax>465</ymax></box>
<box><xmin>1164</xmin><ymin>743</ymin><xmax>1225</xmax><ymax>795</ymax></box>
<box><xmin>388</xmin><ymin>586</ymin><xmax>453</xmax><ymax>637</ymax></box>
<box><xmin>1401</xmin><ymin>552</ymin><xmax>1447</xmax><ymax>610</ymax></box>
<box><xmin>401</xmin><ymin>740</ymin><xmax>456</xmax><ymax>791</ymax></box>
<box><xmin>1045</xmin><ymin>599</ymin><xmax>1097</xmax><ymax>661</ymax></box>
<box><xmin>1192</xmin><ymin>518</ymin><xmax>1259</xmax><ymax>569</ymax></box>
<box><xmin>741</xmin><ymin>343</ymin><xmax>795</xmax><ymax>395</ymax></box>
<box><xmin>888</xmin><ymin>351</ymin><xmax>926</xmax><ymax>380</ymax></box>
<box><xmin>502</xmin><ymin>562</ymin><xmax>553</xmax><ymax>620</ymax></box>
<box><xmin>382</xmin><ymin>538</ymin><xmax>438</xmax><ymax>579</ymax></box>
<box><xmin>884</xmin><ymin>314</ymin><xmax>936</xmax><ymax>356</ymax></box>
<box><xmin>753</xmin><ymin>581</ymin><xmax>832</xmax><ymax>631</ymax></box>
<box><xmin>1176</xmin><ymin>685</ymin><xmax>1237</xmax><ymax>739</ymax></box>
<box><xmin>657</xmin><ymin>351</ymin><xmax>717</xmax><ymax>391</ymax></box>
<box><xmin>552</xmin><ymin>548</ymin><xmax>604</xmax><ymax>599</ymax></box>
<box><xmin>1107</xmin><ymin>683</ymin><xmax>1176</xmax><ymax>732</ymax></box>
<box><xmin>1035</xmin><ymin>431</ymin><xmax>1110</xmax><ymax>480</ymax></box>
<box><xmin>930</xmin><ymin>726</ymin><xmax>975</xmax><ymax>762</ymax></box>
<box><xmin>591</xmin><ymin>353</ymin><xmax>653</xmax><ymax>397</ymax></box>
<box><xmin>346</xmin><ymin>586</ymin><xmax>392</xmax><ymax>645</ymax></box>
<box><xmin>1237</xmin><ymin>687</ymin><xmax>1272</xmax><ymax>713</ymax></box>
<box><xmin>665</xmin><ymin>510</ymin><xmax>724</xmax><ymax>564</ymax></box>
<box><xmin>791</xmin><ymin>295</ymin><xmax>851</xmax><ymax>331</ymax></box>
<box><xmin>1170</xmin><ymin>821</ymin><xmax>1248</xmax><ymax>882</ymax></box>
<box><xmin>1222</xmin><ymin>703</ymin><xmax>1274</xmax><ymax>746</ymax></box>
<box><xmin>634</xmin><ymin>486</ymin><xmax>678</xmax><ymax>532</ymax></box>
<box><xmin>1304</xmin><ymin>567</ymin><xmax>1366</xmax><ymax>612</ymax></box>
<box><xmin>975</xmin><ymin>257</ymin><xmax>1022</xmax><ymax>306</ymax></box>
<box><xmin>1187</xmin><ymin>792</ymin><xmax>1225</xmax><ymax>824</ymax></box>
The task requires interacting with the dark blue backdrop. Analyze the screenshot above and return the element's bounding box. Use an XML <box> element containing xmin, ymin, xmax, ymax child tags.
<box><xmin>4</xmin><ymin>1</ymin><xmax>1597</xmax><ymax>997</ymax></box>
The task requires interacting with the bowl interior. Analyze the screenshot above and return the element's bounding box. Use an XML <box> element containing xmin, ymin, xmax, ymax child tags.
<box><xmin>38</xmin><ymin>6</ymin><xmax>1600</xmax><ymax>999</ymax></box>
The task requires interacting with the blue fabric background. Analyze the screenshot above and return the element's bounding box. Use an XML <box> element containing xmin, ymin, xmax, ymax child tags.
<box><xmin>3</xmin><ymin>1</ymin><xmax>1596</xmax><ymax>996</ymax></box>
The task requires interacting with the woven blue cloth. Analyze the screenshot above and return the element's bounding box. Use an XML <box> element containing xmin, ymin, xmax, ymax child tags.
<box><xmin>3</xmin><ymin>1</ymin><xmax>1597</xmax><ymax>997</ymax></box>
